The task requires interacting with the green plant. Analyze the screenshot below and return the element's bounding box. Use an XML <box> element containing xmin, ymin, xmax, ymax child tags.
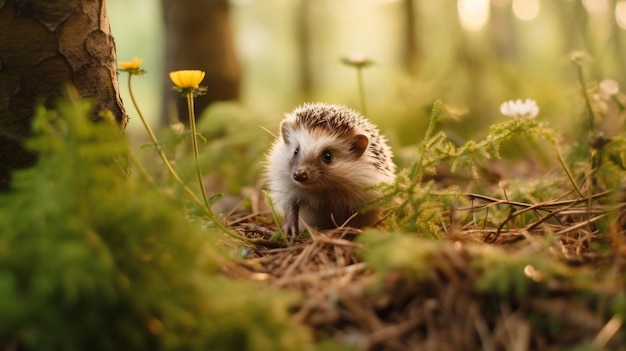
<box><xmin>341</xmin><ymin>54</ymin><xmax>374</xmax><ymax>116</ymax></box>
<box><xmin>119</xmin><ymin>61</ymin><xmax>250</xmax><ymax>243</ymax></box>
<box><xmin>0</xmin><ymin>95</ymin><xmax>313</xmax><ymax>351</ymax></box>
<box><xmin>366</xmin><ymin>99</ymin><xmax>562</xmax><ymax>236</ymax></box>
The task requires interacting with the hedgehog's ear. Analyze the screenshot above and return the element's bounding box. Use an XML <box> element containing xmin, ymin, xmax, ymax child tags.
<box><xmin>280</xmin><ymin>120</ymin><xmax>297</xmax><ymax>145</ymax></box>
<box><xmin>350</xmin><ymin>134</ymin><xmax>369</xmax><ymax>158</ymax></box>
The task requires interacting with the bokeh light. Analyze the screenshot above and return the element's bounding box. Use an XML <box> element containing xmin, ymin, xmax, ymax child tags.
<box><xmin>616</xmin><ymin>1</ymin><xmax>626</xmax><ymax>29</ymax></box>
<box><xmin>583</xmin><ymin>0</ymin><xmax>610</xmax><ymax>16</ymax></box>
<box><xmin>512</xmin><ymin>0</ymin><xmax>540</xmax><ymax>21</ymax></box>
<box><xmin>457</xmin><ymin>0</ymin><xmax>490</xmax><ymax>31</ymax></box>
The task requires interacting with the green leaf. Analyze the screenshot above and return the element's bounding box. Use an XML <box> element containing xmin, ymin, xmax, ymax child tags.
<box><xmin>208</xmin><ymin>193</ymin><xmax>223</xmax><ymax>205</ymax></box>
<box><xmin>195</xmin><ymin>132</ymin><xmax>207</xmax><ymax>144</ymax></box>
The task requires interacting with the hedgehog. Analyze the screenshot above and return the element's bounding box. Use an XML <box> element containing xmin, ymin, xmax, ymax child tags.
<box><xmin>266</xmin><ymin>102</ymin><xmax>396</xmax><ymax>236</ymax></box>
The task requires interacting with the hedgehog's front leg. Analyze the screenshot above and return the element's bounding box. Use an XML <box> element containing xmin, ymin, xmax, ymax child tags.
<box><xmin>282</xmin><ymin>200</ymin><xmax>300</xmax><ymax>238</ymax></box>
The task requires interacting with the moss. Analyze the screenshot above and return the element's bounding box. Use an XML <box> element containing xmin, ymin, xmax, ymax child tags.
<box><xmin>0</xmin><ymin>97</ymin><xmax>312</xmax><ymax>351</ymax></box>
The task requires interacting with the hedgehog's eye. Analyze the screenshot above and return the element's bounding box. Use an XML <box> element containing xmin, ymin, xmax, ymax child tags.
<box><xmin>294</xmin><ymin>147</ymin><xmax>299</xmax><ymax>156</ymax></box>
<box><xmin>322</xmin><ymin>150</ymin><xmax>332</xmax><ymax>164</ymax></box>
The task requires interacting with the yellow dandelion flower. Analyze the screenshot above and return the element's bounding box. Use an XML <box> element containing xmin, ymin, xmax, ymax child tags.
<box><xmin>169</xmin><ymin>70</ymin><xmax>206</xmax><ymax>89</ymax></box>
<box><xmin>119</xmin><ymin>57</ymin><xmax>143</xmax><ymax>70</ymax></box>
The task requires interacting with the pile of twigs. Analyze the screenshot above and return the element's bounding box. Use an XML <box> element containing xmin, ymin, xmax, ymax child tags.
<box><xmin>223</xmin><ymin>187</ymin><xmax>626</xmax><ymax>350</ymax></box>
<box><xmin>461</xmin><ymin>190</ymin><xmax>625</xmax><ymax>263</ymax></box>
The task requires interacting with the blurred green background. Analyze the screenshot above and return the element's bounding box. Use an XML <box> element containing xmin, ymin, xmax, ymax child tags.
<box><xmin>109</xmin><ymin>0</ymin><xmax>626</xmax><ymax>189</ymax></box>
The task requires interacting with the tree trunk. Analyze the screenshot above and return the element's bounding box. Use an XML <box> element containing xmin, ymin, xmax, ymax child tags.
<box><xmin>403</xmin><ymin>0</ymin><xmax>419</xmax><ymax>76</ymax></box>
<box><xmin>161</xmin><ymin>0</ymin><xmax>240</xmax><ymax>126</ymax></box>
<box><xmin>490</xmin><ymin>2</ymin><xmax>517</xmax><ymax>62</ymax></box>
<box><xmin>0</xmin><ymin>0</ymin><xmax>126</xmax><ymax>189</ymax></box>
<box><xmin>297</xmin><ymin>0</ymin><xmax>313</xmax><ymax>98</ymax></box>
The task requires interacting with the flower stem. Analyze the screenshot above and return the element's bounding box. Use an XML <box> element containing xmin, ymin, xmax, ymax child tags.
<box><xmin>553</xmin><ymin>144</ymin><xmax>585</xmax><ymax>199</ymax></box>
<box><xmin>573</xmin><ymin>59</ymin><xmax>600</xmax><ymax>196</ymax></box>
<box><xmin>127</xmin><ymin>146</ymin><xmax>154</xmax><ymax>185</ymax></box>
<box><xmin>185</xmin><ymin>92</ymin><xmax>211</xmax><ymax>210</ymax></box>
<box><xmin>183</xmin><ymin>93</ymin><xmax>248</xmax><ymax>241</ymax></box>
<box><xmin>127</xmin><ymin>74</ymin><xmax>250</xmax><ymax>243</ymax></box>
<box><xmin>127</xmin><ymin>74</ymin><xmax>186</xmax><ymax>189</ymax></box>
<box><xmin>575</xmin><ymin>62</ymin><xmax>595</xmax><ymax>133</ymax></box>
<box><xmin>356</xmin><ymin>67</ymin><xmax>367</xmax><ymax>116</ymax></box>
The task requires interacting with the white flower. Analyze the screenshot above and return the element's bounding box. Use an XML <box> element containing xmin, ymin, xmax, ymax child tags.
<box><xmin>499</xmin><ymin>98</ymin><xmax>539</xmax><ymax>118</ymax></box>
<box><xmin>599</xmin><ymin>79</ymin><xmax>619</xmax><ymax>97</ymax></box>
<box><xmin>340</xmin><ymin>53</ymin><xmax>374</xmax><ymax>68</ymax></box>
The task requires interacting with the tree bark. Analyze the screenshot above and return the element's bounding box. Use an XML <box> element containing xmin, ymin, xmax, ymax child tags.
<box><xmin>161</xmin><ymin>0</ymin><xmax>240</xmax><ymax>125</ymax></box>
<box><xmin>0</xmin><ymin>0</ymin><xmax>126</xmax><ymax>189</ymax></box>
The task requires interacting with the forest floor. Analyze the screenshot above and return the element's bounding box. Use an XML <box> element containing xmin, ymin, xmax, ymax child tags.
<box><xmin>220</xmin><ymin>182</ymin><xmax>626</xmax><ymax>351</ymax></box>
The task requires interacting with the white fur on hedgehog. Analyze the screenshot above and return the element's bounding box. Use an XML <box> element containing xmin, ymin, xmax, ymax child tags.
<box><xmin>266</xmin><ymin>103</ymin><xmax>396</xmax><ymax>236</ymax></box>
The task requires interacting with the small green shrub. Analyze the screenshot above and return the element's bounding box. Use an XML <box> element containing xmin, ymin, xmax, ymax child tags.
<box><xmin>0</xmin><ymin>97</ymin><xmax>312</xmax><ymax>351</ymax></box>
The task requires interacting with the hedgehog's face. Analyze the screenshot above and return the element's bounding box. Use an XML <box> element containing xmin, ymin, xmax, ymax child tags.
<box><xmin>280</xmin><ymin>119</ymin><xmax>369</xmax><ymax>191</ymax></box>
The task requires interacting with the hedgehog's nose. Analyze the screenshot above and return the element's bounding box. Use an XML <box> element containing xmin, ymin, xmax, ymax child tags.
<box><xmin>293</xmin><ymin>169</ymin><xmax>308</xmax><ymax>182</ymax></box>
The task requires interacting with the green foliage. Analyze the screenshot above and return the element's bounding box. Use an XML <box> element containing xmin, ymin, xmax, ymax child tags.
<box><xmin>448</xmin><ymin>117</ymin><xmax>558</xmax><ymax>176</ymax></box>
<box><xmin>502</xmin><ymin>177</ymin><xmax>566</xmax><ymax>205</ymax></box>
<box><xmin>315</xmin><ymin>338</ymin><xmax>357</xmax><ymax>351</ymax></box>
<box><xmin>0</xmin><ymin>97</ymin><xmax>312</xmax><ymax>351</ymax></box>
<box><xmin>563</xmin><ymin>344</ymin><xmax>601</xmax><ymax>351</ymax></box>
<box><xmin>262</xmin><ymin>189</ymin><xmax>287</xmax><ymax>242</ymax></box>
<box><xmin>596</xmin><ymin>135</ymin><xmax>626</xmax><ymax>190</ymax></box>
<box><xmin>374</xmin><ymin>100</ymin><xmax>562</xmax><ymax>235</ymax></box>
<box><xmin>172</xmin><ymin>102</ymin><xmax>273</xmax><ymax>194</ymax></box>
<box><xmin>358</xmin><ymin>229</ymin><xmax>445</xmax><ymax>280</ymax></box>
<box><xmin>472</xmin><ymin>247</ymin><xmax>560</xmax><ymax>298</ymax></box>
<box><xmin>359</xmin><ymin>230</ymin><xmax>598</xmax><ymax>301</ymax></box>
<box><xmin>360</xmin><ymin>87</ymin><xmax>621</xmax><ymax>300</ymax></box>
<box><xmin>610</xmin><ymin>292</ymin><xmax>626</xmax><ymax>319</ymax></box>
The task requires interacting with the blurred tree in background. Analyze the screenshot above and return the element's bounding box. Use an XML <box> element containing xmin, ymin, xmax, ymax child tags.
<box><xmin>403</xmin><ymin>0</ymin><xmax>419</xmax><ymax>76</ymax></box>
<box><xmin>161</xmin><ymin>0</ymin><xmax>240</xmax><ymax>125</ymax></box>
<box><xmin>113</xmin><ymin>0</ymin><xmax>626</xmax><ymax>126</ymax></box>
<box><xmin>108</xmin><ymin>0</ymin><xmax>626</xmax><ymax>191</ymax></box>
<box><xmin>0</xmin><ymin>0</ymin><xmax>126</xmax><ymax>189</ymax></box>
<box><xmin>296</xmin><ymin>0</ymin><xmax>313</xmax><ymax>98</ymax></box>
